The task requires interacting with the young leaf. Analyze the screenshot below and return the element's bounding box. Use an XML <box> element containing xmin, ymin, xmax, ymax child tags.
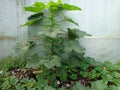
<box><xmin>47</xmin><ymin>0</ymin><xmax>63</xmax><ymax>12</ymax></box>
<box><xmin>62</xmin><ymin>4</ymin><xmax>81</xmax><ymax>10</ymax></box>
<box><xmin>64</xmin><ymin>16</ymin><xmax>78</xmax><ymax>26</ymax></box>
<box><xmin>24</xmin><ymin>2</ymin><xmax>45</xmax><ymax>12</ymax></box>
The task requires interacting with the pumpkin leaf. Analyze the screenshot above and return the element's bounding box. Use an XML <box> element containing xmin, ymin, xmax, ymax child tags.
<box><xmin>24</xmin><ymin>2</ymin><xmax>45</xmax><ymax>12</ymax></box>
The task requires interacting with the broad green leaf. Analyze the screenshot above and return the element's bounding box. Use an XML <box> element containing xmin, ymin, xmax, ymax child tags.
<box><xmin>75</xmin><ymin>29</ymin><xmax>91</xmax><ymax>38</ymax></box>
<box><xmin>20</xmin><ymin>46</ymin><xmax>30</xmax><ymax>56</ymax></box>
<box><xmin>80</xmin><ymin>71</ymin><xmax>88</xmax><ymax>78</ymax></box>
<box><xmin>16</xmin><ymin>84</ymin><xmax>25</xmax><ymax>90</ymax></box>
<box><xmin>62</xmin><ymin>4</ymin><xmax>81</xmax><ymax>10</ymax></box>
<box><xmin>2</xmin><ymin>81</ymin><xmax>11</xmax><ymax>90</ymax></box>
<box><xmin>69</xmin><ymin>40</ymin><xmax>85</xmax><ymax>54</ymax></box>
<box><xmin>44</xmin><ymin>86</ymin><xmax>56</xmax><ymax>90</ymax></box>
<box><xmin>109</xmin><ymin>85</ymin><xmax>120</xmax><ymax>90</ymax></box>
<box><xmin>51</xmin><ymin>55</ymin><xmax>61</xmax><ymax>67</ymax></box>
<box><xmin>112</xmin><ymin>78</ymin><xmax>120</xmax><ymax>86</ymax></box>
<box><xmin>89</xmin><ymin>70</ymin><xmax>97</xmax><ymax>79</ymax></box>
<box><xmin>55</xmin><ymin>67</ymin><xmax>68</xmax><ymax>81</ymax></box>
<box><xmin>39</xmin><ymin>55</ymin><xmax>61</xmax><ymax>69</ymax></box>
<box><xmin>24</xmin><ymin>2</ymin><xmax>45</xmax><ymax>12</ymax></box>
<box><xmin>22</xmin><ymin>13</ymin><xmax>43</xmax><ymax>26</ymax></box>
<box><xmin>91</xmin><ymin>80</ymin><xmax>108</xmax><ymax>90</ymax></box>
<box><xmin>63</xmin><ymin>39</ymin><xmax>85</xmax><ymax>54</ymax></box>
<box><xmin>63</xmin><ymin>40</ymin><xmax>72</xmax><ymax>52</ymax></box>
<box><xmin>106</xmin><ymin>74</ymin><xmax>113</xmax><ymax>82</ymax></box>
<box><xmin>22</xmin><ymin>20</ymin><xmax>36</xmax><ymax>26</ymax></box>
<box><xmin>64</xmin><ymin>16</ymin><xmax>78</xmax><ymax>26</ymax></box>
<box><xmin>68</xmin><ymin>28</ymin><xmax>79</xmax><ymax>39</ymax></box>
<box><xmin>68</xmin><ymin>28</ymin><xmax>91</xmax><ymax>39</ymax></box>
<box><xmin>67</xmin><ymin>55</ymin><xmax>81</xmax><ymax>67</ymax></box>
<box><xmin>21</xmin><ymin>17</ymin><xmax>42</xmax><ymax>26</ymax></box>
<box><xmin>15</xmin><ymin>41</ymin><xmax>37</xmax><ymax>57</ymax></box>
<box><xmin>47</xmin><ymin>74</ymin><xmax>56</xmax><ymax>82</ymax></box>
<box><xmin>25</xmin><ymin>54</ymin><xmax>41</xmax><ymax>69</ymax></box>
<box><xmin>111</xmin><ymin>71</ymin><xmax>120</xmax><ymax>78</ymax></box>
<box><xmin>72</xmin><ymin>82</ymin><xmax>89</xmax><ymax>90</ymax></box>
<box><xmin>69</xmin><ymin>74</ymin><xmax>77</xmax><ymax>80</ymax></box>
<box><xmin>36</xmin><ymin>74</ymin><xmax>48</xmax><ymax>87</ymax></box>
<box><xmin>60</xmin><ymin>74</ymin><xmax>67</xmax><ymax>81</ymax></box>
<box><xmin>9</xmin><ymin>76</ymin><xmax>19</xmax><ymax>85</ymax></box>
<box><xmin>28</xmin><ymin>12</ymin><xmax>43</xmax><ymax>20</ymax></box>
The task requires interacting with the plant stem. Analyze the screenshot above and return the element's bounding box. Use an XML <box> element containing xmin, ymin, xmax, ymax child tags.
<box><xmin>50</xmin><ymin>13</ymin><xmax>55</xmax><ymax>55</ymax></box>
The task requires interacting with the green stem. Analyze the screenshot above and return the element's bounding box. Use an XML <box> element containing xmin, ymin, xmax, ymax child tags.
<box><xmin>50</xmin><ymin>13</ymin><xmax>55</xmax><ymax>55</ymax></box>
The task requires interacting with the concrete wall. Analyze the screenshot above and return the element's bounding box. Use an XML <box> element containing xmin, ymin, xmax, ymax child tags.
<box><xmin>0</xmin><ymin>0</ymin><xmax>120</xmax><ymax>63</ymax></box>
<box><xmin>0</xmin><ymin>0</ymin><xmax>28</xmax><ymax>58</ymax></box>
<box><xmin>69</xmin><ymin>0</ymin><xmax>120</xmax><ymax>63</ymax></box>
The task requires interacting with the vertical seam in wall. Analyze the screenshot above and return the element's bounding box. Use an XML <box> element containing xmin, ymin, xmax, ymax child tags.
<box><xmin>16</xmin><ymin>0</ymin><xmax>19</xmax><ymax>39</ymax></box>
<box><xmin>16</xmin><ymin>0</ymin><xmax>20</xmax><ymax>40</ymax></box>
<box><xmin>16</xmin><ymin>0</ymin><xmax>28</xmax><ymax>40</ymax></box>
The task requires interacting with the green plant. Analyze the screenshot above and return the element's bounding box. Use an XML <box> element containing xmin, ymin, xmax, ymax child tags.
<box><xmin>0</xmin><ymin>71</ymin><xmax>57</xmax><ymax>90</ymax></box>
<box><xmin>0</xmin><ymin>73</ymin><xmax>19</xmax><ymax>90</ymax></box>
<box><xmin>80</xmin><ymin>61</ymin><xmax>120</xmax><ymax>88</ymax></box>
<box><xmin>12</xmin><ymin>0</ymin><xmax>120</xmax><ymax>89</ymax></box>
<box><xmin>18</xmin><ymin>0</ymin><xmax>90</xmax><ymax>69</ymax></box>
<box><xmin>0</xmin><ymin>56</ymin><xmax>26</xmax><ymax>70</ymax></box>
<box><xmin>72</xmin><ymin>80</ymin><xmax>120</xmax><ymax>90</ymax></box>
